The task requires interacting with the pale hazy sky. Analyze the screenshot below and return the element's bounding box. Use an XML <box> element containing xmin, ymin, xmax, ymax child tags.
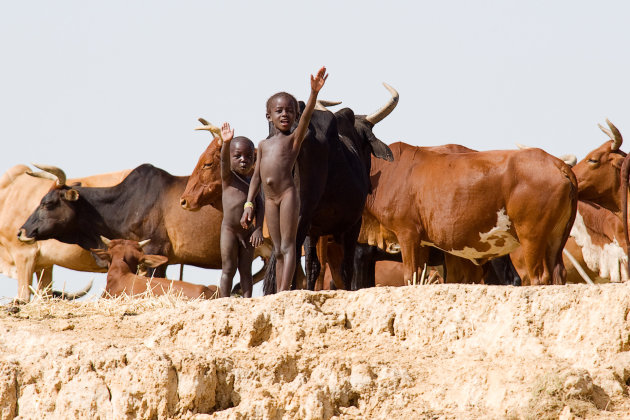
<box><xmin>1</xmin><ymin>1</ymin><xmax>629</xmax><ymax>299</ymax></box>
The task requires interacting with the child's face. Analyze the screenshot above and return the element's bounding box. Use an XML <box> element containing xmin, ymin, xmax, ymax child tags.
<box><xmin>230</xmin><ymin>141</ymin><xmax>255</xmax><ymax>175</ymax></box>
<box><xmin>267</xmin><ymin>96</ymin><xmax>297</xmax><ymax>133</ymax></box>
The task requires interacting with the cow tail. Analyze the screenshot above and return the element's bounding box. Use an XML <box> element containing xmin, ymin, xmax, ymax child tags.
<box><xmin>263</xmin><ymin>253</ymin><xmax>277</xmax><ymax>295</ymax></box>
<box><xmin>621</xmin><ymin>154</ymin><xmax>630</xmax><ymax>277</ymax></box>
<box><xmin>554</xmin><ymin>164</ymin><xmax>578</xmax><ymax>285</ymax></box>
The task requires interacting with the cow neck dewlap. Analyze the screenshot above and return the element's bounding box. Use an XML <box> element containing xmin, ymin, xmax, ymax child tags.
<box><xmin>570</xmin><ymin>211</ymin><xmax>628</xmax><ymax>283</ymax></box>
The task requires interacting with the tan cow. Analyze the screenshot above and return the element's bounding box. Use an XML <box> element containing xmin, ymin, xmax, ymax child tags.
<box><xmin>0</xmin><ymin>164</ymin><xmax>130</xmax><ymax>301</ymax></box>
<box><xmin>91</xmin><ymin>237</ymin><xmax>218</xmax><ymax>299</ymax></box>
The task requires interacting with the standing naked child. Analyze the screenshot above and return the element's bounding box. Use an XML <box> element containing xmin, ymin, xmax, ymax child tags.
<box><xmin>241</xmin><ymin>66</ymin><xmax>328</xmax><ymax>292</ymax></box>
<box><xmin>215</xmin><ymin>122</ymin><xmax>264</xmax><ymax>298</ymax></box>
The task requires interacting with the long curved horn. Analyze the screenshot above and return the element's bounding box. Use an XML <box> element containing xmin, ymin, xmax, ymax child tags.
<box><xmin>195</xmin><ymin>118</ymin><xmax>222</xmax><ymax>138</ymax></box>
<box><xmin>31</xmin><ymin>163</ymin><xmax>66</xmax><ymax>186</ymax></box>
<box><xmin>599</xmin><ymin>119</ymin><xmax>623</xmax><ymax>151</ymax></box>
<box><xmin>607</xmin><ymin>119</ymin><xmax>623</xmax><ymax>151</ymax></box>
<box><xmin>53</xmin><ymin>279</ymin><xmax>94</xmax><ymax>300</ymax></box>
<box><xmin>100</xmin><ymin>236</ymin><xmax>112</xmax><ymax>247</ymax></box>
<box><xmin>315</xmin><ymin>100</ymin><xmax>342</xmax><ymax>111</ymax></box>
<box><xmin>138</xmin><ymin>239</ymin><xmax>151</xmax><ymax>248</ymax></box>
<box><xmin>365</xmin><ymin>83</ymin><xmax>399</xmax><ymax>125</ymax></box>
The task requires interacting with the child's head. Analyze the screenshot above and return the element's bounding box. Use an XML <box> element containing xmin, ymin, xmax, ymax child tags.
<box><xmin>230</xmin><ymin>136</ymin><xmax>255</xmax><ymax>175</ymax></box>
<box><xmin>266</xmin><ymin>92</ymin><xmax>299</xmax><ymax>133</ymax></box>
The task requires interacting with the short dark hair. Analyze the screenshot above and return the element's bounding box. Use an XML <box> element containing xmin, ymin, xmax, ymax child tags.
<box><xmin>231</xmin><ymin>136</ymin><xmax>255</xmax><ymax>152</ymax></box>
<box><xmin>266</xmin><ymin>92</ymin><xmax>298</xmax><ymax>114</ymax></box>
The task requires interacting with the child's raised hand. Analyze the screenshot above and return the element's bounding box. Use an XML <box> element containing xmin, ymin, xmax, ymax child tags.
<box><xmin>311</xmin><ymin>66</ymin><xmax>328</xmax><ymax>92</ymax></box>
<box><xmin>221</xmin><ymin>122</ymin><xmax>235</xmax><ymax>143</ymax></box>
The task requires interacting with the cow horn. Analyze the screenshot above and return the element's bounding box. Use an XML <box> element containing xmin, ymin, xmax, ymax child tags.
<box><xmin>30</xmin><ymin>164</ymin><xmax>66</xmax><ymax>186</ymax></box>
<box><xmin>515</xmin><ymin>143</ymin><xmax>530</xmax><ymax>150</ymax></box>
<box><xmin>52</xmin><ymin>279</ymin><xmax>94</xmax><ymax>300</ymax></box>
<box><xmin>607</xmin><ymin>119</ymin><xmax>623</xmax><ymax>151</ymax></box>
<box><xmin>599</xmin><ymin>119</ymin><xmax>623</xmax><ymax>151</ymax></box>
<box><xmin>365</xmin><ymin>83</ymin><xmax>399</xmax><ymax>125</ymax></box>
<box><xmin>558</xmin><ymin>154</ymin><xmax>577</xmax><ymax>167</ymax></box>
<box><xmin>195</xmin><ymin>118</ymin><xmax>222</xmax><ymax>138</ymax></box>
<box><xmin>315</xmin><ymin>100</ymin><xmax>342</xmax><ymax>111</ymax></box>
<box><xmin>138</xmin><ymin>239</ymin><xmax>151</xmax><ymax>248</ymax></box>
<box><xmin>100</xmin><ymin>236</ymin><xmax>112</xmax><ymax>247</ymax></box>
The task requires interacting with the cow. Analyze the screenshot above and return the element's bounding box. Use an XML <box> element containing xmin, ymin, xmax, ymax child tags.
<box><xmin>91</xmin><ymin>237</ymin><xmax>218</xmax><ymax>299</ymax></box>
<box><xmin>355</xmin><ymin>141</ymin><xmax>577</xmax><ymax>286</ymax></box>
<box><xmin>571</xmin><ymin>120</ymin><xmax>630</xmax><ymax>275</ymax></box>
<box><xmin>0</xmin><ymin>164</ymin><xmax>129</xmax><ymax>301</ymax></box>
<box><xmin>348</xmin><ymin>143</ymin><xmax>523</xmax><ymax>289</ymax></box>
<box><xmin>18</xmin><ymin>163</ymin><xmax>270</xmax><ymax>278</ymax></box>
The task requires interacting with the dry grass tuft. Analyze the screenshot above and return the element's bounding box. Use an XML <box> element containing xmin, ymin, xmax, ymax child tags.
<box><xmin>1</xmin><ymin>280</ymin><xmax>209</xmax><ymax>320</ymax></box>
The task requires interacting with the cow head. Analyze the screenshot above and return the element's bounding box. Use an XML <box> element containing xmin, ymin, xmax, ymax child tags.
<box><xmin>180</xmin><ymin>118</ymin><xmax>223</xmax><ymax>211</ymax></box>
<box><xmin>334</xmin><ymin>83</ymin><xmax>397</xmax><ymax>165</ymax></box>
<box><xmin>18</xmin><ymin>164</ymin><xmax>82</xmax><ymax>244</ymax></box>
<box><xmin>572</xmin><ymin>119</ymin><xmax>626</xmax><ymax>213</ymax></box>
<box><xmin>91</xmin><ymin>237</ymin><xmax>168</xmax><ymax>272</ymax></box>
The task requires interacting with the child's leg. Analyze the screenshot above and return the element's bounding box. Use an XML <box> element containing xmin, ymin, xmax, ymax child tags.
<box><xmin>220</xmin><ymin>225</ymin><xmax>239</xmax><ymax>298</ymax></box>
<box><xmin>265</xmin><ymin>198</ymin><xmax>284</xmax><ymax>292</ymax></box>
<box><xmin>278</xmin><ymin>188</ymin><xmax>300</xmax><ymax>292</ymax></box>
<box><xmin>237</xmin><ymin>243</ymin><xmax>255</xmax><ymax>298</ymax></box>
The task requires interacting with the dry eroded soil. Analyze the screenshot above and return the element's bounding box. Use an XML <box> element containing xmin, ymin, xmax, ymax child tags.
<box><xmin>1</xmin><ymin>284</ymin><xmax>630</xmax><ymax>419</ymax></box>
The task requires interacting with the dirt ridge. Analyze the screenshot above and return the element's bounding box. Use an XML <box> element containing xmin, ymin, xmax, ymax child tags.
<box><xmin>1</xmin><ymin>284</ymin><xmax>629</xmax><ymax>419</ymax></box>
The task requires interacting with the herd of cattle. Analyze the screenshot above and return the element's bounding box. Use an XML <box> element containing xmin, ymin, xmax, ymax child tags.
<box><xmin>1</xmin><ymin>84</ymin><xmax>628</xmax><ymax>302</ymax></box>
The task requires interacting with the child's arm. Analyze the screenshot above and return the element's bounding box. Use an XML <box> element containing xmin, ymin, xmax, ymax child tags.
<box><xmin>241</xmin><ymin>144</ymin><xmax>263</xmax><ymax>229</ymax></box>
<box><xmin>291</xmin><ymin>66</ymin><xmax>328</xmax><ymax>153</ymax></box>
<box><xmin>220</xmin><ymin>122</ymin><xmax>235</xmax><ymax>182</ymax></box>
<box><xmin>250</xmin><ymin>194</ymin><xmax>264</xmax><ymax>247</ymax></box>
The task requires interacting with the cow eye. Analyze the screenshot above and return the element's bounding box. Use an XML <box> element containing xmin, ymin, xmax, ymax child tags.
<box><xmin>588</xmin><ymin>158</ymin><xmax>599</xmax><ymax>164</ymax></box>
<box><xmin>202</xmin><ymin>163</ymin><xmax>213</xmax><ymax>169</ymax></box>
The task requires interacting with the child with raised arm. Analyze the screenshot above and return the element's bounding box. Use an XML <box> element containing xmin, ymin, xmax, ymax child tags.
<box><xmin>241</xmin><ymin>66</ymin><xmax>328</xmax><ymax>292</ymax></box>
<box><xmin>215</xmin><ymin>122</ymin><xmax>264</xmax><ymax>298</ymax></box>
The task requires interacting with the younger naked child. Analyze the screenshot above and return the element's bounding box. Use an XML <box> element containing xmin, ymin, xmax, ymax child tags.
<box><xmin>218</xmin><ymin>122</ymin><xmax>264</xmax><ymax>298</ymax></box>
<box><xmin>241</xmin><ymin>66</ymin><xmax>328</xmax><ymax>292</ymax></box>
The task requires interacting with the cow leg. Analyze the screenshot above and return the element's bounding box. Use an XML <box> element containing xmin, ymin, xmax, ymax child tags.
<box><xmin>518</xmin><ymin>237</ymin><xmax>553</xmax><ymax>285</ymax></box>
<box><xmin>15</xmin><ymin>254</ymin><xmax>36</xmax><ymax>302</ymax></box>
<box><xmin>443</xmin><ymin>254</ymin><xmax>484</xmax><ymax>284</ymax></box>
<box><xmin>340</xmin><ymin>220</ymin><xmax>362</xmax><ymax>291</ymax></box>
<box><xmin>314</xmin><ymin>236</ymin><xmax>328</xmax><ymax>291</ymax></box>
<box><xmin>36</xmin><ymin>266</ymin><xmax>53</xmax><ymax>297</ymax></box>
<box><xmin>304</xmin><ymin>235</ymin><xmax>321</xmax><ymax>291</ymax></box>
<box><xmin>352</xmin><ymin>244</ymin><xmax>376</xmax><ymax>290</ymax></box>
<box><xmin>398</xmin><ymin>233</ymin><xmax>430</xmax><ymax>285</ymax></box>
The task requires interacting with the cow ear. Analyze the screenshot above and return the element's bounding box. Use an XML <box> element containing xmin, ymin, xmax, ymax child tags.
<box><xmin>141</xmin><ymin>254</ymin><xmax>169</xmax><ymax>268</ymax></box>
<box><xmin>90</xmin><ymin>248</ymin><xmax>111</xmax><ymax>268</ymax></box>
<box><xmin>64</xmin><ymin>189</ymin><xmax>80</xmax><ymax>201</ymax></box>
<box><xmin>69</xmin><ymin>182</ymin><xmax>82</xmax><ymax>187</ymax></box>
<box><xmin>369</xmin><ymin>138</ymin><xmax>394</xmax><ymax>162</ymax></box>
<box><xmin>298</xmin><ymin>101</ymin><xmax>306</xmax><ymax>114</ymax></box>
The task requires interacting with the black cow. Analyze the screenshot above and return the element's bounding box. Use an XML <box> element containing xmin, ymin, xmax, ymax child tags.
<box><xmin>18</xmin><ymin>164</ymin><xmax>269</xmax><ymax>276</ymax></box>
<box><xmin>263</xmin><ymin>84</ymin><xmax>398</xmax><ymax>294</ymax></box>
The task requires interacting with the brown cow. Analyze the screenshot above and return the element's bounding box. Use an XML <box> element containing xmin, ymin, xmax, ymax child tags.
<box><xmin>0</xmin><ymin>164</ymin><xmax>130</xmax><ymax>301</ymax></box>
<box><xmin>361</xmin><ymin>142</ymin><xmax>577</xmax><ymax>285</ymax></box>
<box><xmin>91</xmin><ymin>237</ymin><xmax>218</xmax><ymax>299</ymax></box>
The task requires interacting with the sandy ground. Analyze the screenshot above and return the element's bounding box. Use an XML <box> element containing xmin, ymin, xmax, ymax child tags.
<box><xmin>1</xmin><ymin>283</ymin><xmax>629</xmax><ymax>419</ymax></box>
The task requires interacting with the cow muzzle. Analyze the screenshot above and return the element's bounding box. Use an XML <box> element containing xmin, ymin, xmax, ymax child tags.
<box><xmin>17</xmin><ymin>228</ymin><xmax>36</xmax><ymax>244</ymax></box>
<box><xmin>180</xmin><ymin>197</ymin><xmax>201</xmax><ymax>211</ymax></box>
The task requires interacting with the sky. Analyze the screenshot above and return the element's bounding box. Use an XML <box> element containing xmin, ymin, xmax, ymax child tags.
<box><xmin>1</xmin><ymin>1</ymin><xmax>629</xmax><ymax>300</ymax></box>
